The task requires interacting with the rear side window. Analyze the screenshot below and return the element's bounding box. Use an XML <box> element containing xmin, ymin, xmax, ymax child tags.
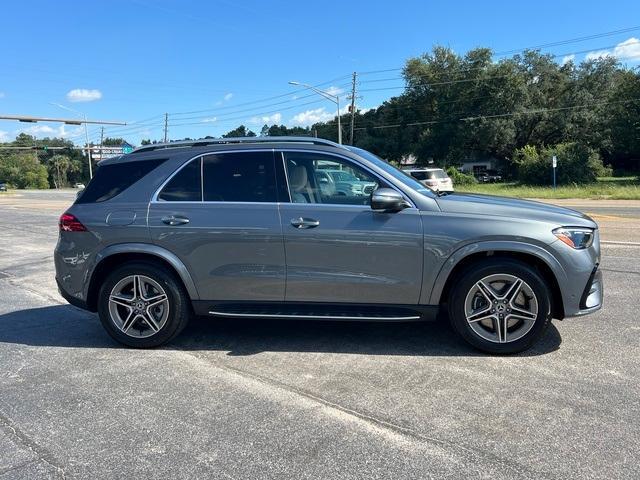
<box><xmin>76</xmin><ymin>159</ymin><xmax>165</xmax><ymax>203</ymax></box>
<box><xmin>202</xmin><ymin>151</ymin><xmax>276</xmax><ymax>202</ymax></box>
<box><xmin>158</xmin><ymin>159</ymin><xmax>202</xmax><ymax>201</ymax></box>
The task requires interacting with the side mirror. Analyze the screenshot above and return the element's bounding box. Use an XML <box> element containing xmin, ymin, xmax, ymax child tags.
<box><xmin>371</xmin><ymin>188</ymin><xmax>409</xmax><ymax>212</ymax></box>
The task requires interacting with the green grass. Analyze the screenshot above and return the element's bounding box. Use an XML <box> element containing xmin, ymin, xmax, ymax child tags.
<box><xmin>455</xmin><ymin>177</ymin><xmax>640</xmax><ymax>200</ymax></box>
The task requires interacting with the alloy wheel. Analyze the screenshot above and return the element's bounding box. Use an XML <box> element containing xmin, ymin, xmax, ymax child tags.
<box><xmin>108</xmin><ymin>275</ymin><xmax>170</xmax><ymax>338</ymax></box>
<box><xmin>463</xmin><ymin>273</ymin><xmax>538</xmax><ymax>344</ymax></box>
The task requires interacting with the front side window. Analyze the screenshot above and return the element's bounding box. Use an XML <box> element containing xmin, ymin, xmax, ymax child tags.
<box><xmin>283</xmin><ymin>152</ymin><xmax>382</xmax><ymax>206</ymax></box>
<box><xmin>158</xmin><ymin>158</ymin><xmax>201</xmax><ymax>201</ymax></box>
<box><xmin>203</xmin><ymin>151</ymin><xmax>276</xmax><ymax>202</ymax></box>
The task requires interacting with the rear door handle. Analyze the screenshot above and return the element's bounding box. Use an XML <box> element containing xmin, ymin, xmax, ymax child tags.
<box><xmin>290</xmin><ymin>217</ymin><xmax>320</xmax><ymax>229</ymax></box>
<box><xmin>161</xmin><ymin>215</ymin><xmax>190</xmax><ymax>226</ymax></box>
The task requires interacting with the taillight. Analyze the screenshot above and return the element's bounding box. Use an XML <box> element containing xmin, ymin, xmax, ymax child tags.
<box><xmin>59</xmin><ymin>213</ymin><xmax>87</xmax><ymax>232</ymax></box>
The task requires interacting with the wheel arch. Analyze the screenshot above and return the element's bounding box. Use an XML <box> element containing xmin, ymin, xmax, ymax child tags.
<box><xmin>430</xmin><ymin>242</ymin><xmax>567</xmax><ymax>319</ymax></box>
<box><xmin>86</xmin><ymin>243</ymin><xmax>199</xmax><ymax>311</ymax></box>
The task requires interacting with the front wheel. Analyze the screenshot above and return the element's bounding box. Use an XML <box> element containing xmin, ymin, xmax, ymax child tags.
<box><xmin>448</xmin><ymin>259</ymin><xmax>552</xmax><ymax>354</ymax></box>
<box><xmin>97</xmin><ymin>262</ymin><xmax>191</xmax><ymax>348</ymax></box>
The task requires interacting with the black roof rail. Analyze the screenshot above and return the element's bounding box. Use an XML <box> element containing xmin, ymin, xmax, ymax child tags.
<box><xmin>131</xmin><ymin>136</ymin><xmax>344</xmax><ymax>154</ymax></box>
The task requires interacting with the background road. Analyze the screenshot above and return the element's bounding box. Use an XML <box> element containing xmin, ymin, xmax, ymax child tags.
<box><xmin>0</xmin><ymin>190</ymin><xmax>639</xmax><ymax>479</ymax></box>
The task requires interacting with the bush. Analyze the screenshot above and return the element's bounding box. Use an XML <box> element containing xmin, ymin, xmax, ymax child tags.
<box><xmin>446</xmin><ymin>166</ymin><xmax>477</xmax><ymax>185</ymax></box>
<box><xmin>514</xmin><ymin>143</ymin><xmax>607</xmax><ymax>185</ymax></box>
<box><xmin>0</xmin><ymin>153</ymin><xmax>49</xmax><ymax>189</ymax></box>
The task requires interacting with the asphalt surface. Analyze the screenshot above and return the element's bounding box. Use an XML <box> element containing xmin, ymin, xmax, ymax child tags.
<box><xmin>0</xmin><ymin>190</ymin><xmax>639</xmax><ymax>479</ymax></box>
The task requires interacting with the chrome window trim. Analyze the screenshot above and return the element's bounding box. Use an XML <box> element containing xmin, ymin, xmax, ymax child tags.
<box><xmin>278</xmin><ymin>148</ymin><xmax>417</xmax><ymax>209</ymax></box>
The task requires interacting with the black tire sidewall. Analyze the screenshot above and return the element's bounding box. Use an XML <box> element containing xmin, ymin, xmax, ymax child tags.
<box><xmin>97</xmin><ymin>262</ymin><xmax>190</xmax><ymax>348</ymax></box>
<box><xmin>448</xmin><ymin>259</ymin><xmax>552</xmax><ymax>354</ymax></box>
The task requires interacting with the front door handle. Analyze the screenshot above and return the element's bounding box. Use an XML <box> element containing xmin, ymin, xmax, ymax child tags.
<box><xmin>161</xmin><ymin>215</ymin><xmax>190</xmax><ymax>226</ymax></box>
<box><xmin>290</xmin><ymin>217</ymin><xmax>320</xmax><ymax>229</ymax></box>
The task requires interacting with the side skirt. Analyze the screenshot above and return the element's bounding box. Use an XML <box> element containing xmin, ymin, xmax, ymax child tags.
<box><xmin>191</xmin><ymin>300</ymin><xmax>439</xmax><ymax>322</ymax></box>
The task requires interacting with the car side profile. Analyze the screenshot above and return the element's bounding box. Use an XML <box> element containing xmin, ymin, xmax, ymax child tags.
<box><xmin>55</xmin><ymin>137</ymin><xmax>603</xmax><ymax>354</ymax></box>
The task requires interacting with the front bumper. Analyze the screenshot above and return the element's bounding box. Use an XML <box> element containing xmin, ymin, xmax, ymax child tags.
<box><xmin>572</xmin><ymin>267</ymin><xmax>603</xmax><ymax>316</ymax></box>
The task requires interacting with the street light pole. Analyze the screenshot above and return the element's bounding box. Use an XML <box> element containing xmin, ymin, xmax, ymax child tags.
<box><xmin>289</xmin><ymin>81</ymin><xmax>342</xmax><ymax>144</ymax></box>
<box><xmin>51</xmin><ymin>103</ymin><xmax>93</xmax><ymax>178</ymax></box>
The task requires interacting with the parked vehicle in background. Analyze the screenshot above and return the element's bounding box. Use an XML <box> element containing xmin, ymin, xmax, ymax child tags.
<box><xmin>403</xmin><ymin>168</ymin><xmax>454</xmax><ymax>192</ymax></box>
<box><xmin>315</xmin><ymin>168</ymin><xmax>377</xmax><ymax>197</ymax></box>
<box><xmin>55</xmin><ymin>137</ymin><xmax>602</xmax><ymax>354</ymax></box>
<box><xmin>73</xmin><ymin>183</ymin><xmax>86</xmax><ymax>189</ymax></box>
<box><xmin>0</xmin><ymin>182</ymin><xmax>7</xmax><ymax>192</ymax></box>
<box><xmin>475</xmin><ymin>170</ymin><xmax>503</xmax><ymax>183</ymax></box>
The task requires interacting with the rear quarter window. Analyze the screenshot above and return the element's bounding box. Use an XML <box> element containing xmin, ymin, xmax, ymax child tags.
<box><xmin>76</xmin><ymin>158</ymin><xmax>166</xmax><ymax>203</ymax></box>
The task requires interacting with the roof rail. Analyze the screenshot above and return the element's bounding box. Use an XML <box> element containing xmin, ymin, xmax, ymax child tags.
<box><xmin>131</xmin><ymin>136</ymin><xmax>343</xmax><ymax>154</ymax></box>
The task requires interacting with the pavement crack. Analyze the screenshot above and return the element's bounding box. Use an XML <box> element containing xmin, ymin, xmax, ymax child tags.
<box><xmin>177</xmin><ymin>350</ymin><xmax>548</xmax><ymax>480</ymax></box>
<box><xmin>0</xmin><ymin>410</ymin><xmax>68</xmax><ymax>479</ymax></box>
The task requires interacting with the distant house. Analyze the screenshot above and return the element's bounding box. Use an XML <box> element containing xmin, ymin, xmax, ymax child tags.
<box><xmin>460</xmin><ymin>156</ymin><xmax>500</xmax><ymax>174</ymax></box>
<box><xmin>92</xmin><ymin>141</ymin><xmax>135</xmax><ymax>162</ymax></box>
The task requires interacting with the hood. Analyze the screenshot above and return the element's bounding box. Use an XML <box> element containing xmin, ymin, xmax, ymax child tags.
<box><xmin>435</xmin><ymin>193</ymin><xmax>597</xmax><ymax>228</ymax></box>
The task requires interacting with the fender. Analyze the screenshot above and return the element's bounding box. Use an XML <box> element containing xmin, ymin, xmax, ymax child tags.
<box><xmin>89</xmin><ymin>242</ymin><xmax>200</xmax><ymax>300</ymax></box>
<box><xmin>427</xmin><ymin>240</ymin><xmax>568</xmax><ymax>305</ymax></box>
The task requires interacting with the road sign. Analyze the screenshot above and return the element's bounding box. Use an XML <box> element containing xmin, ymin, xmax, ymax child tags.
<box><xmin>122</xmin><ymin>145</ymin><xmax>133</xmax><ymax>154</ymax></box>
<box><xmin>552</xmin><ymin>155</ymin><xmax>557</xmax><ymax>168</ymax></box>
<box><xmin>552</xmin><ymin>155</ymin><xmax>557</xmax><ymax>189</ymax></box>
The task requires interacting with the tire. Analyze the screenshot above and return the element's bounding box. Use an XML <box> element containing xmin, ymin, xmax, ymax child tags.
<box><xmin>447</xmin><ymin>258</ymin><xmax>552</xmax><ymax>354</ymax></box>
<box><xmin>97</xmin><ymin>262</ymin><xmax>191</xmax><ymax>348</ymax></box>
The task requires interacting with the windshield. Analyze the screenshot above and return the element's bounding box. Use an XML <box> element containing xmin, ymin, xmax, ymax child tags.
<box><xmin>346</xmin><ymin>146</ymin><xmax>433</xmax><ymax>196</ymax></box>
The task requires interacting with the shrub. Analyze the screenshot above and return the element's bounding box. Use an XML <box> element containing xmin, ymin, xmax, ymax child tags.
<box><xmin>514</xmin><ymin>143</ymin><xmax>607</xmax><ymax>185</ymax></box>
<box><xmin>446</xmin><ymin>166</ymin><xmax>477</xmax><ymax>185</ymax></box>
<box><xmin>0</xmin><ymin>153</ymin><xmax>49</xmax><ymax>189</ymax></box>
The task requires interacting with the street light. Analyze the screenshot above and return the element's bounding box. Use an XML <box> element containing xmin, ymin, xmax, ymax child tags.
<box><xmin>50</xmin><ymin>102</ymin><xmax>94</xmax><ymax>178</ymax></box>
<box><xmin>289</xmin><ymin>81</ymin><xmax>342</xmax><ymax>144</ymax></box>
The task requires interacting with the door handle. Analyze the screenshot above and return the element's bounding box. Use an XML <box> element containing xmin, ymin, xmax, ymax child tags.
<box><xmin>290</xmin><ymin>217</ymin><xmax>320</xmax><ymax>229</ymax></box>
<box><xmin>161</xmin><ymin>215</ymin><xmax>190</xmax><ymax>226</ymax></box>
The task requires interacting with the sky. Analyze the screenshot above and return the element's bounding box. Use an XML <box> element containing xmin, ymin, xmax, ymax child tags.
<box><xmin>1</xmin><ymin>0</ymin><xmax>640</xmax><ymax>146</ymax></box>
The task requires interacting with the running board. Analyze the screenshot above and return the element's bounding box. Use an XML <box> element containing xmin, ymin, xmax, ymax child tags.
<box><xmin>208</xmin><ymin>310</ymin><xmax>421</xmax><ymax>321</ymax></box>
<box><xmin>192</xmin><ymin>301</ymin><xmax>438</xmax><ymax>322</ymax></box>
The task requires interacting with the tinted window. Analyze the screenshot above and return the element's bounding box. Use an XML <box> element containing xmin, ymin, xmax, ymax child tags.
<box><xmin>158</xmin><ymin>159</ymin><xmax>201</xmax><ymax>201</ymax></box>
<box><xmin>408</xmin><ymin>171</ymin><xmax>428</xmax><ymax>180</ymax></box>
<box><xmin>283</xmin><ymin>152</ymin><xmax>383</xmax><ymax>206</ymax></box>
<box><xmin>203</xmin><ymin>151</ymin><xmax>276</xmax><ymax>202</ymax></box>
<box><xmin>76</xmin><ymin>158</ymin><xmax>165</xmax><ymax>203</ymax></box>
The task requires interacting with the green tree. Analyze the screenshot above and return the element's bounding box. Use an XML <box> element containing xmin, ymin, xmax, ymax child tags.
<box><xmin>0</xmin><ymin>152</ymin><xmax>49</xmax><ymax>189</ymax></box>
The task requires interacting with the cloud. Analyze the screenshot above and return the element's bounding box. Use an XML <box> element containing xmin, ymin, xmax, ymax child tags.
<box><xmin>325</xmin><ymin>85</ymin><xmax>344</xmax><ymax>96</ymax></box>
<box><xmin>223</xmin><ymin>93</ymin><xmax>233</xmax><ymax>101</ymax></box>
<box><xmin>249</xmin><ymin>112</ymin><xmax>282</xmax><ymax>125</ymax></box>
<box><xmin>290</xmin><ymin>107</ymin><xmax>334</xmax><ymax>126</ymax></box>
<box><xmin>66</xmin><ymin>88</ymin><xmax>102</xmax><ymax>102</ymax></box>
<box><xmin>201</xmin><ymin>117</ymin><xmax>217</xmax><ymax>123</ymax></box>
<box><xmin>561</xmin><ymin>54</ymin><xmax>575</xmax><ymax>65</ymax></box>
<box><xmin>17</xmin><ymin>124</ymin><xmax>83</xmax><ymax>139</ymax></box>
<box><xmin>0</xmin><ymin>130</ymin><xmax>9</xmax><ymax>142</ymax></box>
<box><xmin>585</xmin><ymin>37</ymin><xmax>640</xmax><ymax>62</ymax></box>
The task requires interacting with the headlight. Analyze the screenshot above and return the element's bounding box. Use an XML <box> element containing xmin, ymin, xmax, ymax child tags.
<box><xmin>552</xmin><ymin>227</ymin><xmax>594</xmax><ymax>249</ymax></box>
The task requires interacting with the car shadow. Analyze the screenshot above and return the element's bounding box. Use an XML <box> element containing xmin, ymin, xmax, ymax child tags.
<box><xmin>0</xmin><ymin>305</ymin><xmax>562</xmax><ymax>357</ymax></box>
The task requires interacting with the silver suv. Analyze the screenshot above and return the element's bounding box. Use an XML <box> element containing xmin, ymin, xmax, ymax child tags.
<box><xmin>55</xmin><ymin>137</ymin><xmax>603</xmax><ymax>354</ymax></box>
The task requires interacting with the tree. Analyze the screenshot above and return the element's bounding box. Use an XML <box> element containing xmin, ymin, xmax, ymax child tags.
<box><xmin>222</xmin><ymin>125</ymin><xmax>249</xmax><ymax>137</ymax></box>
<box><xmin>0</xmin><ymin>152</ymin><xmax>49</xmax><ymax>189</ymax></box>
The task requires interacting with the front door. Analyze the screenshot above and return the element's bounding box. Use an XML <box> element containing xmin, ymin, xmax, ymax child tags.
<box><xmin>148</xmin><ymin>150</ymin><xmax>286</xmax><ymax>302</ymax></box>
<box><xmin>278</xmin><ymin>150</ymin><xmax>423</xmax><ymax>305</ymax></box>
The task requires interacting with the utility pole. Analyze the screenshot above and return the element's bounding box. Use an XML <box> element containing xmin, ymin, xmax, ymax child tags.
<box><xmin>99</xmin><ymin>126</ymin><xmax>104</xmax><ymax>163</ymax></box>
<box><xmin>348</xmin><ymin>71</ymin><xmax>357</xmax><ymax>145</ymax></box>
<box><xmin>163</xmin><ymin>113</ymin><xmax>168</xmax><ymax>143</ymax></box>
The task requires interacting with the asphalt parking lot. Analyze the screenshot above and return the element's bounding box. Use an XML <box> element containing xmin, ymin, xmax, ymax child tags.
<box><xmin>1</xmin><ymin>190</ymin><xmax>639</xmax><ymax>479</ymax></box>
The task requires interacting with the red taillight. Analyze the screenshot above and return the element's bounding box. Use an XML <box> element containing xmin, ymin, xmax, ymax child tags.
<box><xmin>59</xmin><ymin>213</ymin><xmax>87</xmax><ymax>232</ymax></box>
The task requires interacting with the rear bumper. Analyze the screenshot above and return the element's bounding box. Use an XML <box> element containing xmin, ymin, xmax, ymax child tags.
<box><xmin>56</xmin><ymin>278</ymin><xmax>90</xmax><ymax>311</ymax></box>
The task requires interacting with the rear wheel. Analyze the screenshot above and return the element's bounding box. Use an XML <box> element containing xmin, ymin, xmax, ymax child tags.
<box><xmin>448</xmin><ymin>259</ymin><xmax>552</xmax><ymax>354</ymax></box>
<box><xmin>98</xmin><ymin>262</ymin><xmax>191</xmax><ymax>348</ymax></box>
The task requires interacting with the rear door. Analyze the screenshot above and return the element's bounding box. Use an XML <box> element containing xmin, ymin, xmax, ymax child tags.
<box><xmin>277</xmin><ymin>150</ymin><xmax>423</xmax><ymax>305</ymax></box>
<box><xmin>148</xmin><ymin>150</ymin><xmax>286</xmax><ymax>302</ymax></box>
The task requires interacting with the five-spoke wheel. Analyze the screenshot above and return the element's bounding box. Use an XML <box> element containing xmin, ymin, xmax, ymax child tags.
<box><xmin>98</xmin><ymin>262</ymin><xmax>191</xmax><ymax>348</ymax></box>
<box><xmin>448</xmin><ymin>259</ymin><xmax>551</xmax><ymax>354</ymax></box>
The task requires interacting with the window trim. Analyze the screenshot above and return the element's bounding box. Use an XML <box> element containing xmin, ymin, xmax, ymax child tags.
<box><xmin>277</xmin><ymin>149</ymin><xmax>416</xmax><ymax>209</ymax></box>
<box><xmin>151</xmin><ymin>149</ymin><xmax>278</xmax><ymax>204</ymax></box>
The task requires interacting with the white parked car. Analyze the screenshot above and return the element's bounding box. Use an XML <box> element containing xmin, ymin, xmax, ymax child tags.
<box><xmin>73</xmin><ymin>183</ymin><xmax>85</xmax><ymax>190</ymax></box>
<box><xmin>402</xmin><ymin>168</ymin><xmax>454</xmax><ymax>192</ymax></box>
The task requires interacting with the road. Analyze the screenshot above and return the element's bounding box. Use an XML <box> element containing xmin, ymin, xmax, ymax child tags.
<box><xmin>0</xmin><ymin>190</ymin><xmax>639</xmax><ymax>479</ymax></box>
